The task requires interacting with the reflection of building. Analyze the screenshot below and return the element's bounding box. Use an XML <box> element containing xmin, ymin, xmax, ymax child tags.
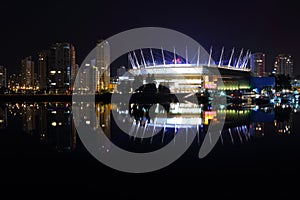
<box><xmin>219</xmin><ymin>109</ymin><xmax>250</xmax><ymax>127</ymax></box>
<box><xmin>274</xmin><ymin>106</ymin><xmax>292</xmax><ymax>134</ymax></box>
<box><xmin>21</xmin><ymin>56</ymin><xmax>35</xmax><ymax>89</ymax></box>
<box><xmin>250</xmin><ymin>122</ymin><xmax>264</xmax><ymax>136</ymax></box>
<box><xmin>47</xmin><ymin>103</ymin><xmax>76</xmax><ymax>151</ymax></box>
<box><xmin>37</xmin><ymin>50</ymin><xmax>49</xmax><ymax>90</ymax></box>
<box><xmin>0</xmin><ymin>65</ymin><xmax>7</xmax><ymax>88</ymax></box>
<box><xmin>250</xmin><ymin>52</ymin><xmax>265</xmax><ymax>77</ymax></box>
<box><xmin>7</xmin><ymin>103</ymin><xmax>76</xmax><ymax>152</ymax></box>
<box><xmin>36</xmin><ymin>103</ymin><xmax>47</xmax><ymax>142</ymax></box>
<box><xmin>274</xmin><ymin>119</ymin><xmax>292</xmax><ymax>134</ymax></box>
<box><xmin>22</xmin><ymin>105</ymin><xmax>36</xmax><ymax>134</ymax></box>
<box><xmin>249</xmin><ymin>108</ymin><xmax>275</xmax><ymax>136</ymax></box>
<box><xmin>97</xmin><ymin>104</ymin><xmax>111</xmax><ymax>138</ymax></box>
<box><xmin>48</xmin><ymin>43</ymin><xmax>76</xmax><ymax>93</ymax></box>
<box><xmin>96</xmin><ymin>40</ymin><xmax>110</xmax><ymax>91</ymax></box>
<box><xmin>273</xmin><ymin>54</ymin><xmax>293</xmax><ymax>77</ymax></box>
<box><xmin>0</xmin><ymin>106</ymin><xmax>8</xmax><ymax>129</ymax></box>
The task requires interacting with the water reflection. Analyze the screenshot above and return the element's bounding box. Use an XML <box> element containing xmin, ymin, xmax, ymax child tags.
<box><xmin>125</xmin><ymin>102</ymin><xmax>293</xmax><ymax>146</ymax></box>
<box><xmin>0</xmin><ymin>101</ymin><xmax>297</xmax><ymax>153</ymax></box>
<box><xmin>0</xmin><ymin>104</ymin><xmax>8</xmax><ymax>129</ymax></box>
<box><xmin>7</xmin><ymin>102</ymin><xmax>76</xmax><ymax>152</ymax></box>
<box><xmin>274</xmin><ymin>104</ymin><xmax>293</xmax><ymax>134</ymax></box>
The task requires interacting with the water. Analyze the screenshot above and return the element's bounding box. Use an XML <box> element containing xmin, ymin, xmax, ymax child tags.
<box><xmin>0</xmin><ymin>101</ymin><xmax>300</xmax><ymax>197</ymax></box>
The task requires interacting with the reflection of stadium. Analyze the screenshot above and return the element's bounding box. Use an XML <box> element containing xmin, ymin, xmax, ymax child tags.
<box><xmin>127</xmin><ymin>102</ymin><xmax>254</xmax><ymax>145</ymax></box>
<box><xmin>121</xmin><ymin>48</ymin><xmax>252</xmax><ymax>93</ymax></box>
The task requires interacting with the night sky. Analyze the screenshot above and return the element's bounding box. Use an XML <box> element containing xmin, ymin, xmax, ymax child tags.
<box><xmin>1</xmin><ymin>0</ymin><xmax>299</xmax><ymax>75</ymax></box>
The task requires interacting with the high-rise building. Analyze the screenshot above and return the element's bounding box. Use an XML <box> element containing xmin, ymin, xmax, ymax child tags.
<box><xmin>73</xmin><ymin>63</ymin><xmax>79</xmax><ymax>87</ymax></box>
<box><xmin>8</xmin><ymin>74</ymin><xmax>21</xmax><ymax>91</ymax></box>
<box><xmin>21</xmin><ymin>56</ymin><xmax>35</xmax><ymax>89</ymax></box>
<box><xmin>96</xmin><ymin>40</ymin><xmax>110</xmax><ymax>91</ymax></box>
<box><xmin>78</xmin><ymin>61</ymin><xmax>98</xmax><ymax>93</ymax></box>
<box><xmin>37</xmin><ymin>50</ymin><xmax>49</xmax><ymax>90</ymax></box>
<box><xmin>273</xmin><ymin>54</ymin><xmax>293</xmax><ymax>77</ymax></box>
<box><xmin>0</xmin><ymin>65</ymin><xmax>7</xmax><ymax>88</ymax></box>
<box><xmin>250</xmin><ymin>53</ymin><xmax>265</xmax><ymax>77</ymax></box>
<box><xmin>48</xmin><ymin>42</ymin><xmax>76</xmax><ymax>93</ymax></box>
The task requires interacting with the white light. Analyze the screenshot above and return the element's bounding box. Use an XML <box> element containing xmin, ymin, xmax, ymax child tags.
<box><xmin>51</xmin><ymin>122</ymin><xmax>57</xmax><ymax>126</ymax></box>
<box><xmin>50</xmin><ymin>70</ymin><xmax>56</xmax><ymax>74</ymax></box>
<box><xmin>58</xmin><ymin>122</ymin><xmax>62</xmax><ymax>126</ymax></box>
<box><xmin>86</xmin><ymin>120</ymin><xmax>91</xmax><ymax>125</ymax></box>
<box><xmin>57</xmin><ymin>71</ymin><xmax>61</xmax><ymax>74</ymax></box>
<box><xmin>51</xmin><ymin>111</ymin><xmax>57</xmax><ymax>114</ymax></box>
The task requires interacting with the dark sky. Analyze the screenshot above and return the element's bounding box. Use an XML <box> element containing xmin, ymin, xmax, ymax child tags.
<box><xmin>1</xmin><ymin>0</ymin><xmax>300</xmax><ymax>75</ymax></box>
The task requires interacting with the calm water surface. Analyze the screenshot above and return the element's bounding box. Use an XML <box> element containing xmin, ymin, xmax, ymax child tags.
<box><xmin>0</xmin><ymin>101</ymin><xmax>299</xmax><ymax>197</ymax></box>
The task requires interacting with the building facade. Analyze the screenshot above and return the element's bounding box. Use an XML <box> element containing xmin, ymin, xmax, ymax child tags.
<box><xmin>96</xmin><ymin>40</ymin><xmax>110</xmax><ymax>91</ymax></box>
<box><xmin>273</xmin><ymin>54</ymin><xmax>293</xmax><ymax>77</ymax></box>
<box><xmin>48</xmin><ymin>42</ymin><xmax>76</xmax><ymax>93</ymax></box>
<box><xmin>38</xmin><ymin>50</ymin><xmax>49</xmax><ymax>90</ymax></box>
<box><xmin>0</xmin><ymin>65</ymin><xmax>7</xmax><ymax>88</ymax></box>
<box><xmin>21</xmin><ymin>56</ymin><xmax>35</xmax><ymax>89</ymax></box>
<box><xmin>250</xmin><ymin>52</ymin><xmax>265</xmax><ymax>77</ymax></box>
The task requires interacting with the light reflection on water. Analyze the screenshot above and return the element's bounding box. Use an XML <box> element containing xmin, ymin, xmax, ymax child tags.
<box><xmin>0</xmin><ymin>101</ymin><xmax>296</xmax><ymax>153</ymax></box>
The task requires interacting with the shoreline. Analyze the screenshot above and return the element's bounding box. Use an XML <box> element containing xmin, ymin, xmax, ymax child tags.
<box><xmin>0</xmin><ymin>92</ymin><xmax>207</xmax><ymax>104</ymax></box>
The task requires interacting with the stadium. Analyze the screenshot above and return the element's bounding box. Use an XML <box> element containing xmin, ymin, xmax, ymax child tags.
<box><xmin>122</xmin><ymin>47</ymin><xmax>252</xmax><ymax>93</ymax></box>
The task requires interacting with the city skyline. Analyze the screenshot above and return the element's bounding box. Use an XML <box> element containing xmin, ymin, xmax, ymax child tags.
<box><xmin>1</xmin><ymin>43</ymin><xmax>295</xmax><ymax>95</ymax></box>
<box><xmin>0</xmin><ymin>43</ymin><xmax>296</xmax><ymax>78</ymax></box>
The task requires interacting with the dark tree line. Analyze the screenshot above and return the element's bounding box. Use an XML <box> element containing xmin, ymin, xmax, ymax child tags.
<box><xmin>270</xmin><ymin>74</ymin><xmax>291</xmax><ymax>91</ymax></box>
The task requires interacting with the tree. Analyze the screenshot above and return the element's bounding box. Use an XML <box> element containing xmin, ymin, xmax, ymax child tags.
<box><xmin>275</xmin><ymin>74</ymin><xmax>291</xmax><ymax>91</ymax></box>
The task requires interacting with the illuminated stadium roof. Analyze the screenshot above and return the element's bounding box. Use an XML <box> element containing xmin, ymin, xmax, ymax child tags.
<box><xmin>127</xmin><ymin>47</ymin><xmax>251</xmax><ymax>74</ymax></box>
<box><xmin>120</xmin><ymin>47</ymin><xmax>252</xmax><ymax>93</ymax></box>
